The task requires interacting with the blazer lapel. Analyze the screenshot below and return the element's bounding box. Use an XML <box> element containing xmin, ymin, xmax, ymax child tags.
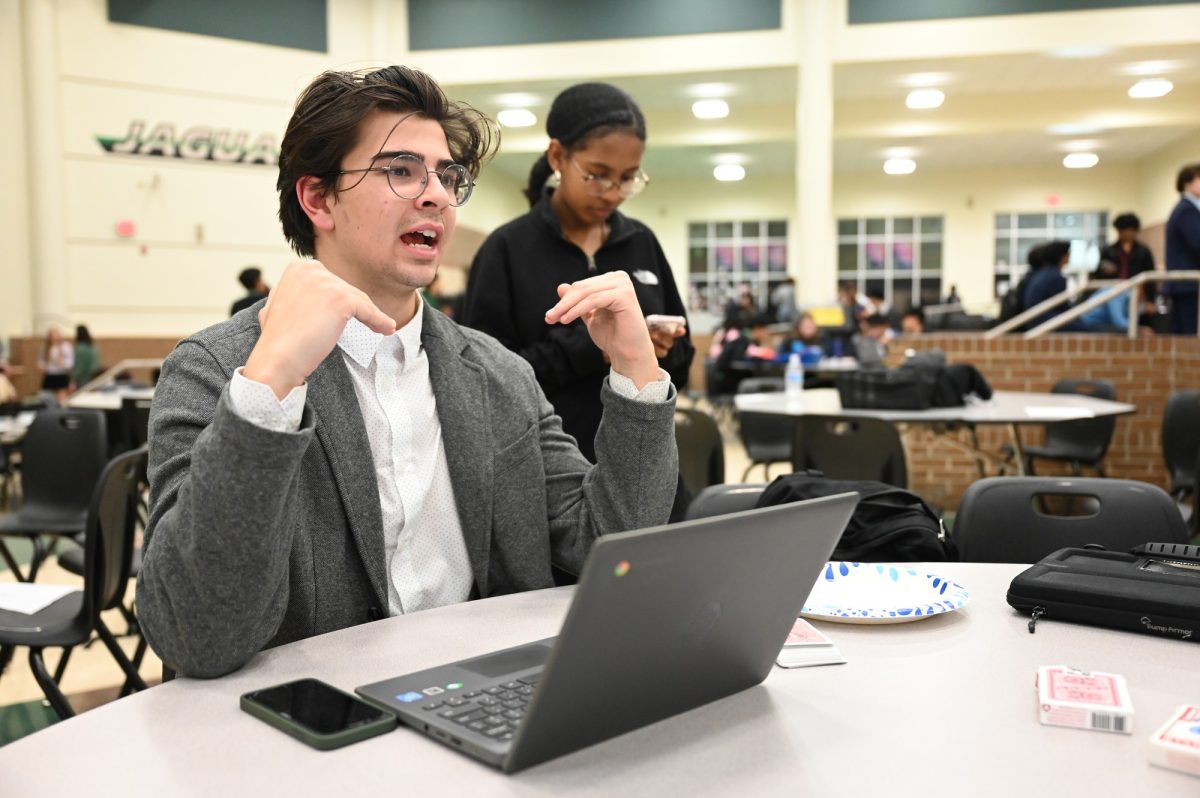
<box><xmin>423</xmin><ymin>307</ymin><xmax>494</xmax><ymax>596</ymax></box>
<box><xmin>306</xmin><ymin>350</ymin><xmax>388</xmax><ymax>611</ymax></box>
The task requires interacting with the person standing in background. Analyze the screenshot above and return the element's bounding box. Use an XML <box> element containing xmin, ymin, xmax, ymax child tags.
<box><xmin>230</xmin><ymin>266</ymin><xmax>270</xmax><ymax>316</ymax></box>
<box><xmin>462</xmin><ymin>83</ymin><xmax>694</xmax><ymax>463</ymax></box>
<box><xmin>1165</xmin><ymin>164</ymin><xmax>1200</xmax><ymax>335</ymax></box>
<box><xmin>71</xmin><ymin>324</ymin><xmax>100</xmax><ymax>389</ymax></box>
<box><xmin>38</xmin><ymin>326</ymin><xmax>73</xmax><ymax>403</ymax></box>
<box><xmin>1096</xmin><ymin>213</ymin><xmax>1156</xmax><ymax>319</ymax></box>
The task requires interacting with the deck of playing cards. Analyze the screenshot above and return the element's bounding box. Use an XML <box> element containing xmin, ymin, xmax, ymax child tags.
<box><xmin>1036</xmin><ymin>665</ymin><xmax>1133</xmax><ymax>734</ymax></box>
<box><xmin>776</xmin><ymin>619</ymin><xmax>846</xmax><ymax>669</ymax></box>
<box><xmin>1147</xmin><ymin>704</ymin><xmax>1200</xmax><ymax>777</ymax></box>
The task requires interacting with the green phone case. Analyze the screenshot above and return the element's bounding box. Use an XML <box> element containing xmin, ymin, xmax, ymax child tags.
<box><xmin>240</xmin><ymin>681</ymin><xmax>398</xmax><ymax>751</ymax></box>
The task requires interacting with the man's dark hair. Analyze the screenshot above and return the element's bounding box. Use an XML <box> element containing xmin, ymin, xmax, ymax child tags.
<box><xmin>525</xmin><ymin>82</ymin><xmax>646</xmax><ymax>205</ymax></box>
<box><xmin>238</xmin><ymin>267</ymin><xmax>262</xmax><ymax>290</ymax></box>
<box><xmin>1113</xmin><ymin>213</ymin><xmax>1140</xmax><ymax>231</ymax></box>
<box><xmin>1176</xmin><ymin>163</ymin><xmax>1200</xmax><ymax>193</ymax></box>
<box><xmin>277</xmin><ymin>65</ymin><xmax>499</xmax><ymax>257</ymax></box>
<box><xmin>902</xmin><ymin>307</ymin><xmax>925</xmax><ymax>324</ymax></box>
<box><xmin>865</xmin><ymin>313</ymin><xmax>889</xmax><ymax>327</ymax></box>
<box><xmin>1040</xmin><ymin>240</ymin><xmax>1072</xmax><ymax>268</ymax></box>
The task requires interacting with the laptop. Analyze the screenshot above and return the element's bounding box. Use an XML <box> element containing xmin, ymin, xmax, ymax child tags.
<box><xmin>356</xmin><ymin>492</ymin><xmax>857</xmax><ymax>773</ymax></box>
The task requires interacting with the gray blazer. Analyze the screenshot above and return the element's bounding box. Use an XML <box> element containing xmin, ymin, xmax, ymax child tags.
<box><xmin>136</xmin><ymin>305</ymin><xmax>678</xmax><ymax>677</ymax></box>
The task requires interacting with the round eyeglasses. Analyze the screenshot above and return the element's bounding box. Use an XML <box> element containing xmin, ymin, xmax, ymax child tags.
<box><xmin>335</xmin><ymin>153</ymin><xmax>474</xmax><ymax>206</ymax></box>
<box><xmin>569</xmin><ymin>159</ymin><xmax>649</xmax><ymax>199</ymax></box>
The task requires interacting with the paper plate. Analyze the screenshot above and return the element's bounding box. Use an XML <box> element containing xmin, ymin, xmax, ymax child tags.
<box><xmin>800</xmin><ymin>562</ymin><xmax>970</xmax><ymax>624</ymax></box>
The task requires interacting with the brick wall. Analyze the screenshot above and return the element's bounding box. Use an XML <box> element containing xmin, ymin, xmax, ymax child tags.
<box><xmin>892</xmin><ymin>333</ymin><xmax>1200</xmax><ymax>509</ymax></box>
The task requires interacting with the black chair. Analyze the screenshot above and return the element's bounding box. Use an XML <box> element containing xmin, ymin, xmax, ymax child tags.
<box><xmin>792</xmin><ymin>415</ymin><xmax>907</xmax><ymax>488</ymax></box>
<box><xmin>1162</xmin><ymin>389</ymin><xmax>1200</xmax><ymax>526</ymax></box>
<box><xmin>735</xmin><ymin>377</ymin><xmax>791</xmax><ymax>481</ymax></box>
<box><xmin>0</xmin><ymin>447</ymin><xmax>150</xmax><ymax>718</ymax></box>
<box><xmin>685</xmin><ymin>483</ymin><xmax>767</xmax><ymax>521</ymax></box>
<box><xmin>0</xmin><ymin>409</ymin><xmax>108</xmax><ymax>581</ymax></box>
<box><xmin>118</xmin><ymin>396</ymin><xmax>152</xmax><ymax>452</ymax></box>
<box><xmin>675</xmin><ymin>408</ymin><xmax>725</xmax><ymax>496</ymax></box>
<box><xmin>1022</xmin><ymin>379</ymin><xmax>1117</xmax><ymax>476</ymax></box>
<box><xmin>955</xmin><ymin>476</ymin><xmax>1190</xmax><ymax>563</ymax></box>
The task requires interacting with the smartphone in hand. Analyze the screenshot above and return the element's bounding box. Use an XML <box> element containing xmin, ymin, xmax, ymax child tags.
<box><xmin>645</xmin><ymin>314</ymin><xmax>687</xmax><ymax>333</ymax></box>
<box><xmin>241</xmin><ymin>677</ymin><xmax>397</xmax><ymax>750</ymax></box>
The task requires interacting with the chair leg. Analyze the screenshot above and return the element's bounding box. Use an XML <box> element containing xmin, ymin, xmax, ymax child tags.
<box><xmin>741</xmin><ymin>461</ymin><xmax>757</xmax><ymax>482</ymax></box>
<box><xmin>28</xmin><ymin>648</ymin><xmax>75</xmax><ymax>719</ymax></box>
<box><xmin>26</xmin><ymin>535</ymin><xmax>47</xmax><ymax>582</ymax></box>
<box><xmin>0</xmin><ymin>539</ymin><xmax>26</xmax><ymax>581</ymax></box>
<box><xmin>52</xmin><ymin>646</ymin><xmax>74</xmax><ymax>683</ymax></box>
<box><xmin>96</xmin><ymin>617</ymin><xmax>148</xmax><ymax>693</ymax></box>
<box><xmin>1024</xmin><ymin>456</ymin><xmax>1037</xmax><ymax>476</ymax></box>
<box><xmin>0</xmin><ymin>644</ymin><xmax>13</xmax><ymax>675</ymax></box>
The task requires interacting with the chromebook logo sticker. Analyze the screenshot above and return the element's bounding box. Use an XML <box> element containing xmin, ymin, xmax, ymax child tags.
<box><xmin>614</xmin><ymin>560</ymin><xmax>631</xmax><ymax>577</ymax></box>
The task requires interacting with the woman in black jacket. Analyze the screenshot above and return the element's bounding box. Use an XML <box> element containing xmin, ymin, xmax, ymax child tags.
<box><xmin>462</xmin><ymin>83</ymin><xmax>694</xmax><ymax>463</ymax></box>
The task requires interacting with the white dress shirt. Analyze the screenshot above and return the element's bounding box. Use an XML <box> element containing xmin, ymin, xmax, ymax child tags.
<box><xmin>228</xmin><ymin>297</ymin><xmax>670</xmax><ymax>616</ymax></box>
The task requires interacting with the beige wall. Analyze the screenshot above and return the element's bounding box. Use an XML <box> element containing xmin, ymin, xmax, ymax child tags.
<box><xmin>1137</xmin><ymin>132</ymin><xmax>1200</xmax><ymax>226</ymax></box>
<box><xmin>0</xmin><ymin>2</ymin><xmax>33</xmax><ymax>344</ymax></box>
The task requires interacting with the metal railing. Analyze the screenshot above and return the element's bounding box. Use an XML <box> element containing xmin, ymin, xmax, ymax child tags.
<box><xmin>984</xmin><ymin>271</ymin><xmax>1200</xmax><ymax>340</ymax></box>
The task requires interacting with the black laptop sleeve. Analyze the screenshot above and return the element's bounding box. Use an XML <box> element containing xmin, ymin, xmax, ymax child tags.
<box><xmin>1006</xmin><ymin>543</ymin><xmax>1200</xmax><ymax>643</ymax></box>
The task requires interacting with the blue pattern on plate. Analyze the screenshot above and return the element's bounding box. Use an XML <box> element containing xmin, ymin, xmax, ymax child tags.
<box><xmin>802</xmin><ymin>562</ymin><xmax>971</xmax><ymax>621</ymax></box>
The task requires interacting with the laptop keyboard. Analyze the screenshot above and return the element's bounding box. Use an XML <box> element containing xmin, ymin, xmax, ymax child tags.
<box><xmin>419</xmin><ymin>675</ymin><xmax>540</xmax><ymax>742</ymax></box>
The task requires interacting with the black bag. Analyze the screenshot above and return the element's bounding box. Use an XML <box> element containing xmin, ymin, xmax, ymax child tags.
<box><xmin>1007</xmin><ymin>543</ymin><xmax>1200</xmax><ymax>642</ymax></box>
<box><xmin>754</xmin><ymin>474</ymin><xmax>956</xmax><ymax>562</ymax></box>
<box><xmin>835</xmin><ymin>367</ymin><xmax>938</xmax><ymax>410</ymax></box>
<box><xmin>997</xmin><ymin>271</ymin><xmax>1034</xmax><ymax>324</ymax></box>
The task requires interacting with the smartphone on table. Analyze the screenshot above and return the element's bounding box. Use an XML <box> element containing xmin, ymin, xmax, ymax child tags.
<box><xmin>645</xmin><ymin>314</ymin><xmax>687</xmax><ymax>333</ymax></box>
<box><xmin>240</xmin><ymin>677</ymin><xmax>397</xmax><ymax>750</ymax></box>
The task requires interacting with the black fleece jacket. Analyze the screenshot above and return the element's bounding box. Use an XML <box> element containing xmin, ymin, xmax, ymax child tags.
<box><xmin>462</xmin><ymin>194</ymin><xmax>693</xmax><ymax>462</ymax></box>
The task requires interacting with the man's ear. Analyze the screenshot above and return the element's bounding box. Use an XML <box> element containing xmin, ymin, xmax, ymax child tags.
<box><xmin>296</xmin><ymin>176</ymin><xmax>335</xmax><ymax>233</ymax></box>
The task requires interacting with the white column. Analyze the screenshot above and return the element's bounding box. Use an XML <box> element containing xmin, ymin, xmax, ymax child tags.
<box><xmin>794</xmin><ymin>0</ymin><xmax>836</xmax><ymax>306</ymax></box>
<box><xmin>0</xmin><ymin>1</ymin><xmax>34</xmax><ymax>339</ymax></box>
<box><xmin>22</xmin><ymin>0</ymin><xmax>69</xmax><ymax>332</ymax></box>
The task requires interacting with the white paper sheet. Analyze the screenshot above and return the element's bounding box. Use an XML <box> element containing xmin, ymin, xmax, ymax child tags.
<box><xmin>0</xmin><ymin>583</ymin><xmax>77</xmax><ymax>615</ymax></box>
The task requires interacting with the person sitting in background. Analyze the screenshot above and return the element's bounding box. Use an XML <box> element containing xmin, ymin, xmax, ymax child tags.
<box><xmin>900</xmin><ymin>308</ymin><xmax>925</xmax><ymax>335</ymax></box>
<box><xmin>38</xmin><ymin>326</ymin><xmax>73</xmax><ymax>403</ymax></box>
<box><xmin>1096</xmin><ymin>213</ymin><xmax>1156</xmax><ymax>319</ymax></box>
<box><xmin>781</xmin><ymin>311</ymin><xmax>826</xmax><ymax>355</ymax></box>
<box><xmin>770</xmin><ymin>278</ymin><xmax>797</xmax><ymax>324</ymax></box>
<box><xmin>1022</xmin><ymin>240</ymin><xmax>1085</xmax><ymax>332</ymax></box>
<box><xmin>230</xmin><ymin>266</ymin><xmax>270</xmax><ymax>316</ymax></box>
<box><xmin>1078</xmin><ymin>286</ymin><xmax>1130</xmax><ymax>333</ymax></box>
<box><xmin>712</xmin><ymin>313</ymin><xmax>774</xmax><ymax>394</ymax></box>
<box><xmin>852</xmin><ymin>314</ymin><xmax>892</xmax><ymax>366</ymax></box>
<box><xmin>71</xmin><ymin>324</ymin><xmax>100</xmax><ymax>389</ymax></box>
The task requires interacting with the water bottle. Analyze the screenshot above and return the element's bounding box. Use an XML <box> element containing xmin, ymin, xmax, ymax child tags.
<box><xmin>785</xmin><ymin>352</ymin><xmax>804</xmax><ymax>399</ymax></box>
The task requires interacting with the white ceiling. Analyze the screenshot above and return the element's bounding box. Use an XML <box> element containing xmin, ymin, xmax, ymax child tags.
<box><xmin>444</xmin><ymin>43</ymin><xmax>1200</xmax><ymax>183</ymax></box>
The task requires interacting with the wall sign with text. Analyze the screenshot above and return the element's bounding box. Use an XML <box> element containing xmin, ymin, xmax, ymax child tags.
<box><xmin>96</xmin><ymin>120</ymin><xmax>279</xmax><ymax>166</ymax></box>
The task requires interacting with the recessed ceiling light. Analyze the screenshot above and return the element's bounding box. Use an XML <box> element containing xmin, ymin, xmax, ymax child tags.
<box><xmin>1047</xmin><ymin>45</ymin><xmax>1112</xmax><ymax>59</ymax></box>
<box><xmin>1063</xmin><ymin>152</ymin><xmax>1099</xmax><ymax>169</ymax></box>
<box><xmin>496</xmin><ymin>108</ymin><xmax>537</xmax><ymax>128</ymax></box>
<box><xmin>883</xmin><ymin>158</ymin><xmax>916</xmax><ymax>175</ymax></box>
<box><xmin>713</xmin><ymin>163</ymin><xmax>746</xmax><ymax>182</ymax></box>
<box><xmin>1046</xmin><ymin>122</ymin><xmax>1106</xmax><ymax>136</ymax></box>
<box><xmin>692</xmin><ymin>99</ymin><xmax>730</xmax><ymax>119</ymax></box>
<box><xmin>1128</xmin><ymin>78</ymin><xmax>1174</xmax><ymax>99</ymax></box>
<box><xmin>905</xmin><ymin>89</ymin><xmax>944</xmax><ymax>110</ymax></box>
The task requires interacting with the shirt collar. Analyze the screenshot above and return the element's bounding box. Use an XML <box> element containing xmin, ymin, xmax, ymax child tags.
<box><xmin>1186</xmin><ymin>192</ymin><xmax>1200</xmax><ymax>212</ymax></box>
<box><xmin>337</xmin><ymin>293</ymin><xmax>425</xmax><ymax>369</ymax></box>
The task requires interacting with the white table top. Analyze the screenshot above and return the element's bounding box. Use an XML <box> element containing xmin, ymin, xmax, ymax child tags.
<box><xmin>735</xmin><ymin>388</ymin><xmax>1137</xmax><ymax>424</ymax></box>
<box><xmin>65</xmin><ymin>386</ymin><xmax>155</xmax><ymax>411</ymax></box>
<box><xmin>3</xmin><ymin>563</ymin><xmax>1196</xmax><ymax>796</ymax></box>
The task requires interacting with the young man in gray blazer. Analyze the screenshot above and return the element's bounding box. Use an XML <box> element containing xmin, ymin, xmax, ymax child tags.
<box><xmin>136</xmin><ymin>66</ymin><xmax>680</xmax><ymax>678</ymax></box>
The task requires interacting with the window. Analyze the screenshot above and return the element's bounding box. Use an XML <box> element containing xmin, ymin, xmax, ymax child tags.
<box><xmin>686</xmin><ymin>219</ymin><xmax>788</xmax><ymax>317</ymax></box>
<box><xmin>836</xmin><ymin>216</ymin><xmax>944</xmax><ymax>311</ymax></box>
<box><xmin>994</xmin><ymin>210</ymin><xmax>1106</xmax><ymax>298</ymax></box>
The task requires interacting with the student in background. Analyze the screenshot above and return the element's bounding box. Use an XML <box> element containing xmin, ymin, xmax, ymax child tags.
<box><xmin>71</xmin><ymin>324</ymin><xmax>100</xmax><ymax>389</ymax></box>
<box><xmin>1022</xmin><ymin>240</ymin><xmax>1085</xmax><ymax>332</ymax></box>
<box><xmin>1165</xmin><ymin>164</ymin><xmax>1200</xmax><ymax>335</ymax></box>
<box><xmin>230</xmin><ymin>266</ymin><xmax>270</xmax><ymax>316</ymax></box>
<box><xmin>900</xmin><ymin>308</ymin><xmax>925</xmax><ymax>335</ymax></box>
<box><xmin>38</xmin><ymin>326</ymin><xmax>73</xmax><ymax>403</ymax></box>
<box><xmin>462</xmin><ymin>82</ymin><xmax>693</xmax><ymax>464</ymax></box>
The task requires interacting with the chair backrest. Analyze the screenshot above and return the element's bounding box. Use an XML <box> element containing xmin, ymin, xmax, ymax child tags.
<box><xmin>119</xmin><ymin>396</ymin><xmax>153</xmax><ymax>451</ymax></box>
<box><xmin>685</xmin><ymin>483</ymin><xmax>767</xmax><ymax>520</ymax></box>
<box><xmin>19</xmin><ymin>409</ymin><xmax>109</xmax><ymax>515</ymax></box>
<box><xmin>736</xmin><ymin>378</ymin><xmax>792</xmax><ymax>462</ymax></box>
<box><xmin>792</xmin><ymin>415</ymin><xmax>907</xmax><ymax>488</ymax></box>
<box><xmin>1043</xmin><ymin>379</ymin><xmax>1117</xmax><ymax>461</ymax></box>
<box><xmin>955</xmin><ymin>476</ymin><xmax>1190</xmax><ymax>563</ymax></box>
<box><xmin>83</xmin><ymin>447</ymin><xmax>147</xmax><ymax>620</ymax></box>
<box><xmin>1162</xmin><ymin>389</ymin><xmax>1200</xmax><ymax>492</ymax></box>
<box><xmin>674</xmin><ymin>408</ymin><xmax>724</xmax><ymax>494</ymax></box>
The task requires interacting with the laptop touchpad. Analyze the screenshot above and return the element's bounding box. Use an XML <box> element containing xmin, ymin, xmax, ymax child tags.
<box><xmin>459</xmin><ymin>644</ymin><xmax>551</xmax><ymax>678</ymax></box>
